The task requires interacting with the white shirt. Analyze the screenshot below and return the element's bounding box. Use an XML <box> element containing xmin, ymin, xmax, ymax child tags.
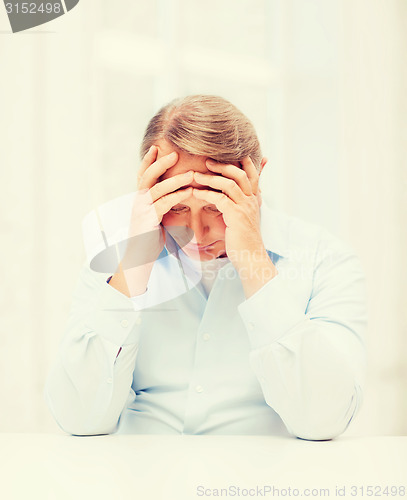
<box><xmin>177</xmin><ymin>249</ymin><xmax>230</xmax><ymax>297</ymax></box>
<box><xmin>44</xmin><ymin>203</ymin><xmax>367</xmax><ymax>440</ymax></box>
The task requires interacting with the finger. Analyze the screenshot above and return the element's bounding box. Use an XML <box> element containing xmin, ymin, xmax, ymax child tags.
<box><xmin>154</xmin><ymin>187</ymin><xmax>193</xmax><ymax>220</ymax></box>
<box><xmin>138</xmin><ymin>151</ymin><xmax>179</xmax><ymax>190</ymax></box>
<box><xmin>193</xmin><ymin>172</ymin><xmax>246</xmax><ymax>204</ymax></box>
<box><xmin>192</xmin><ymin>188</ymin><xmax>233</xmax><ymax>214</ymax></box>
<box><xmin>137</xmin><ymin>145</ymin><xmax>158</xmax><ymax>182</ymax></box>
<box><xmin>150</xmin><ymin>171</ymin><xmax>194</xmax><ymax>202</ymax></box>
<box><xmin>205</xmin><ymin>160</ymin><xmax>252</xmax><ymax>195</ymax></box>
<box><xmin>240</xmin><ymin>156</ymin><xmax>260</xmax><ymax>193</ymax></box>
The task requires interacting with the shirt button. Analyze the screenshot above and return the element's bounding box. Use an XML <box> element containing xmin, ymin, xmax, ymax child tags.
<box><xmin>107</xmin><ymin>378</ymin><xmax>113</xmax><ymax>384</ymax></box>
<box><xmin>135</xmin><ymin>316</ymin><xmax>142</xmax><ymax>326</ymax></box>
<box><xmin>248</xmin><ymin>322</ymin><xmax>255</xmax><ymax>331</ymax></box>
<box><xmin>120</xmin><ymin>319</ymin><xmax>129</xmax><ymax>328</ymax></box>
<box><xmin>195</xmin><ymin>385</ymin><xmax>204</xmax><ymax>393</ymax></box>
<box><xmin>202</xmin><ymin>333</ymin><xmax>210</xmax><ymax>341</ymax></box>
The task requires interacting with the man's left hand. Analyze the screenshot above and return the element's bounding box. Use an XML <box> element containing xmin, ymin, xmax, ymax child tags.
<box><xmin>192</xmin><ymin>157</ymin><xmax>278</xmax><ymax>296</ymax></box>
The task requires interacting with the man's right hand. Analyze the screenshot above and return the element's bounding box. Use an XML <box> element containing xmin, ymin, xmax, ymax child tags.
<box><xmin>109</xmin><ymin>145</ymin><xmax>192</xmax><ymax>297</ymax></box>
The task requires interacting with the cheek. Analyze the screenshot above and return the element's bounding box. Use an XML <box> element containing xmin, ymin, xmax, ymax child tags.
<box><xmin>161</xmin><ymin>213</ymin><xmax>182</xmax><ymax>227</ymax></box>
<box><xmin>210</xmin><ymin>215</ymin><xmax>226</xmax><ymax>236</ymax></box>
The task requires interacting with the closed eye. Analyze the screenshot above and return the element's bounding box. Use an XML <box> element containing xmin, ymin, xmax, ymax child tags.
<box><xmin>170</xmin><ymin>205</ymin><xmax>189</xmax><ymax>213</ymax></box>
<box><xmin>204</xmin><ymin>205</ymin><xmax>221</xmax><ymax>214</ymax></box>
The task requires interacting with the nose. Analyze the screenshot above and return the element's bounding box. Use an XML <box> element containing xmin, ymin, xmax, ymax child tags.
<box><xmin>188</xmin><ymin>213</ymin><xmax>208</xmax><ymax>243</ymax></box>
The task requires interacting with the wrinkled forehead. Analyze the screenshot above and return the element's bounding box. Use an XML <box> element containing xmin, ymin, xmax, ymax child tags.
<box><xmin>156</xmin><ymin>139</ymin><xmax>240</xmax><ymax>184</ymax></box>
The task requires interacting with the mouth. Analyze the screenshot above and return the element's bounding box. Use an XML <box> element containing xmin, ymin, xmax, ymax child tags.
<box><xmin>182</xmin><ymin>241</ymin><xmax>218</xmax><ymax>251</ymax></box>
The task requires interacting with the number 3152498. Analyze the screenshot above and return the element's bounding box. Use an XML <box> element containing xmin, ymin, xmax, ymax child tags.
<box><xmin>5</xmin><ymin>3</ymin><xmax>62</xmax><ymax>14</ymax></box>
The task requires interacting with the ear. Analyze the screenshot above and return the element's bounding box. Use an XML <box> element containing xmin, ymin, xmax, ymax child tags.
<box><xmin>259</xmin><ymin>156</ymin><xmax>268</xmax><ymax>175</ymax></box>
<box><xmin>256</xmin><ymin>157</ymin><xmax>267</xmax><ymax>207</ymax></box>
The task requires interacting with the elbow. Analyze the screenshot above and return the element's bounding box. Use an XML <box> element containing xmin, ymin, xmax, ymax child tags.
<box><xmin>290</xmin><ymin>421</ymin><xmax>349</xmax><ymax>441</ymax></box>
<box><xmin>53</xmin><ymin>413</ymin><xmax>119</xmax><ymax>437</ymax></box>
<box><xmin>44</xmin><ymin>385</ymin><xmax>119</xmax><ymax>437</ymax></box>
<box><xmin>285</xmin><ymin>395</ymin><xmax>360</xmax><ymax>442</ymax></box>
<box><xmin>51</xmin><ymin>404</ymin><xmax>119</xmax><ymax>436</ymax></box>
<box><xmin>69</xmin><ymin>424</ymin><xmax>118</xmax><ymax>437</ymax></box>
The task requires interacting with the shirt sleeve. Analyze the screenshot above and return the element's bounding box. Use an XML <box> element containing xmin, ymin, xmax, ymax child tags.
<box><xmin>238</xmin><ymin>235</ymin><xmax>367</xmax><ymax>441</ymax></box>
<box><xmin>44</xmin><ymin>261</ymin><xmax>143</xmax><ymax>436</ymax></box>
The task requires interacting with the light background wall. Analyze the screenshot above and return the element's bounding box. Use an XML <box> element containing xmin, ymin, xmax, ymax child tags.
<box><xmin>0</xmin><ymin>0</ymin><xmax>405</xmax><ymax>435</ymax></box>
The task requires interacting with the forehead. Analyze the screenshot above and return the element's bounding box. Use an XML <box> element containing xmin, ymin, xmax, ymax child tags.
<box><xmin>155</xmin><ymin>139</ymin><xmax>240</xmax><ymax>185</ymax></box>
<box><xmin>156</xmin><ymin>139</ymin><xmax>210</xmax><ymax>183</ymax></box>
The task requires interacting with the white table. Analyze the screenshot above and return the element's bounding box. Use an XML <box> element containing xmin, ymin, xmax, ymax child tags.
<box><xmin>0</xmin><ymin>434</ymin><xmax>406</xmax><ymax>499</ymax></box>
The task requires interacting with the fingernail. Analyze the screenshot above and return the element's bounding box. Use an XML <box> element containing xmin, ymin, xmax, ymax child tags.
<box><xmin>149</xmin><ymin>145</ymin><xmax>155</xmax><ymax>153</ymax></box>
<box><xmin>184</xmin><ymin>170</ymin><xmax>193</xmax><ymax>177</ymax></box>
<box><xmin>169</xmin><ymin>152</ymin><xmax>177</xmax><ymax>159</ymax></box>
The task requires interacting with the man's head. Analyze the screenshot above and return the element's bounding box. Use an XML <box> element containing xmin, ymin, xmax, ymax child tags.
<box><xmin>139</xmin><ymin>95</ymin><xmax>267</xmax><ymax>261</ymax></box>
<box><xmin>140</xmin><ymin>94</ymin><xmax>264</xmax><ymax>172</ymax></box>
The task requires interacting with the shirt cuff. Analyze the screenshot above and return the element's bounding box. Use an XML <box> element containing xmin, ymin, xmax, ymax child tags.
<box><xmin>84</xmin><ymin>279</ymin><xmax>143</xmax><ymax>346</ymax></box>
<box><xmin>238</xmin><ymin>273</ymin><xmax>305</xmax><ymax>350</ymax></box>
<box><xmin>106</xmin><ymin>275</ymin><xmax>149</xmax><ymax>309</ymax></box>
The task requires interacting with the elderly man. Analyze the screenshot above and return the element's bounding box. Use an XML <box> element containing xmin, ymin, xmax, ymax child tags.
<box><xmin>45</xmin><ymin>95</ymin><xmax>367</xmax><ymax>440</ymax></box>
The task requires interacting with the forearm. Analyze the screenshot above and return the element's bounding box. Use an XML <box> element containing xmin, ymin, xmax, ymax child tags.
<box><xmin>109</xmin><ymin>260</ymin><xmax>155</xmax><ymax>297</ymax></box>
<box><xmin>108</xmin><ymin>231</ymin><xmax>161</xmax><ymax>297</ymax></box>
<box><xmin>45</xmin><ymin>335</ymin><xmax>138</xmax><ymax>436</ymax></box>
<box><xmin>238</xmin><ymin>247</ymin><xmax>367</xmax><ymax>441</ymax></box>
<box><xmin>45</xmin><ymin>263</ymin><xmax>142</xmax><ymax>435</ymax></box>
<box><xmin>234</xmin><ymin>249</ymin><xmax>279</xmax><ymax>299</ymax></box>
<box><xmin>249</xmin><ymin>323</ymin><xmax>365</xmax><ymax>440</ymax></box>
